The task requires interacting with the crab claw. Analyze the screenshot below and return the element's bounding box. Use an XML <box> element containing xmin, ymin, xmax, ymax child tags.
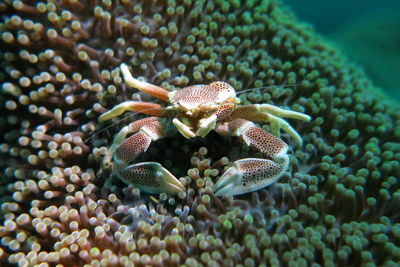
<box><xmin>214</xmin><ymin>156</ymin><xmax>289</xmax><ymax>196</ymax></box>
<box><xmin>118</xmin><ymin>162</ymin><xmax>185</xmax><ymax>195</ymax></box>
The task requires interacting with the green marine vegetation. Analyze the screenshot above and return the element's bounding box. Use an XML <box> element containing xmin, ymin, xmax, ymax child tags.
<box><xmin>0</xmin><ymin>0</ymin><xmax>399</xmax><ymax>266</ymax></box>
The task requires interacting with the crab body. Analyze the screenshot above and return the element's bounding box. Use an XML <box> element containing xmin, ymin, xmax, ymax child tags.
<box><xmin>99</xmin><ymin>64</ymin><xmax>311</xmax><ymax>196</ymax></box>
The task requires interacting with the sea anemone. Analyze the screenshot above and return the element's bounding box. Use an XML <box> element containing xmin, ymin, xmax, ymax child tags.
<box><xmin>1</xmin><ymin>0</ymin><xmax>399</xmax><ymax>266</ymax></box>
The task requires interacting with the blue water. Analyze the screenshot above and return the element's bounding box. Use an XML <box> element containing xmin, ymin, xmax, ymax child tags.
<box><xmin>285</xmin><ymin>0</ymin><xmax>400</xmax><ymax>101</ymax></box>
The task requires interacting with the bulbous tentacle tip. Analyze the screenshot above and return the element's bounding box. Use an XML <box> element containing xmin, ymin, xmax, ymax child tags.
<box><xmin>214</xmin><ymin>157</ymin><xmax>289</xmax><ymax>197</ymax></box>
<box><xmin>118</xmin><ymin>162</ymin><xmax>185</xmax><ymax>195</ymax></box>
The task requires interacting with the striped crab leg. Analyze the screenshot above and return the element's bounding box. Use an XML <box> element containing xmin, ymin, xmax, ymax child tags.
<box><xmin>98</xmin><ymin>101</ymin><xmax>165</xmax><ymax>122</ymax></box>
<box><xmin>214</xmin><ymin>119</ymin><xmax>289</xmax><ymax>196</ymax></box>
<box><xmin>120</xmin><ymin>63</ymin><xmax>170</xmax><ymax>101</ymax></box>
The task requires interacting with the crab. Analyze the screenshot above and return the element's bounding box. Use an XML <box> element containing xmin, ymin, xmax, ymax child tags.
<box><xmin>99</xmin><ymin>63</ymin><xmax>311</xmax><ymax>196</ymax></box>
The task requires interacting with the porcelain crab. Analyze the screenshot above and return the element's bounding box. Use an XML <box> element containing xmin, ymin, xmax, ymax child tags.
<box><xmin>99</xmin><ymin>64</ymin><xmax>311</xmax><ymax>196</ymax></box>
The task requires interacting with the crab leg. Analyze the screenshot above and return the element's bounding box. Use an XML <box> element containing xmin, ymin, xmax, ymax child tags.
<box><xmin>98</xmin><ymin>101</ymin><xmax>165</xmax><ymax>122</ymax></box>
<box><xmin>255</xmin><ymin>104</ymin><xmax>311</xmax><ymax>122</ymax></box>
<box><xmin>120</xmin><ymin>63</ymin><xmax>170</xmax><ymax>101</ymax></box>
<box><xmin>214</xmin><ymin>119</ymin><xmax>289</xmax><ymax>196</ymax></box>
<box><xmin>111</xmin><ymin>117</ymin><xmax>184</xmax><ymax>195</ymax></box>
<box><xmin>102</xmin><ymin>117</ymin><xmax>160</xmax><ymax>165</ymax></box>
<box><xmin>229</xmin><ymin>105</ymin><xmax>310</xmax><ymax>145</ymax></box>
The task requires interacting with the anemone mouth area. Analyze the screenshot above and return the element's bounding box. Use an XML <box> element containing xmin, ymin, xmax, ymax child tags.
<box><xmin>106</xmin><ymin>131</ymin><xmax>253</xmax><ymax>180</ymax></box>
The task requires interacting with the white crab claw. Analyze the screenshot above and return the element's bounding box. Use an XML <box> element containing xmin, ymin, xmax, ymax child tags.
<box><xmin>213</xmin><ymin>165</ymin><xmax>243</xmax><ymax>196</ymax></box>
<box><xmin>196</xmin><ymin>114</ymin><xmax>217</xmax><ymax>137</ymax></box>
<box><xmin>172</xmin><ymin>118</ymin><xmax>196</xmax><ymax>139</ymax></box>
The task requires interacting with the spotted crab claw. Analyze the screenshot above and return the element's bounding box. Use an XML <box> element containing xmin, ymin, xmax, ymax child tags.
<box><xmin>214</xmin><ymin>156</ymin><xmax>289</xmax><ymax>196</ymax></box>
<box><xmin>119</xmin><ymin>162</ymin><xmax>185</xmax><ymax>195</ymax></box>
<box><xmin>214</xmin><ymin>119</ymin><xmax>290</xmax><ymax>196</ymax></box>
<box><xmin>108</xmin><ymin>117</ymin><xmax>185</xmax><ymax>195</ymax></box>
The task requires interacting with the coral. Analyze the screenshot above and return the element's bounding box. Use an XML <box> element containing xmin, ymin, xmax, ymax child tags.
<box><xmin>0</xmin><ymin>0</ymin><xmax>399</xmax><ymax>266</ymax></box>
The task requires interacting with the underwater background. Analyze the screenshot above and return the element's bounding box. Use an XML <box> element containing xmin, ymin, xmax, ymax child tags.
<box><xmin>0</xmin><ymin>0</ymin><xmax>400</xmax><ymax>266</ymax></box>
<box><xmin>286</xmin><ymin>0</ymin><xmax>400</xmax><ymax>102</ymax></box>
